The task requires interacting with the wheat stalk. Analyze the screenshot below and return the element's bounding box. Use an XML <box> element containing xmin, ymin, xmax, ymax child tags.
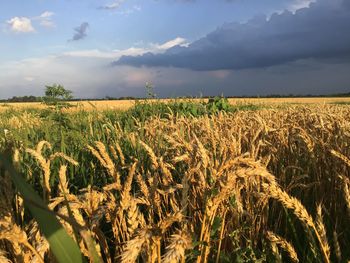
<box><xmin>36</xmin><ymin>140</ymin><xmax>51</xmax><ymax>153</ymax></box>
<box><xmin>262</xmin><ymin>183</ymin><xmax>330</xmax><ymax>263</ymax></box>
<box><xmin>126</xmin><ymin>198</ymin><xmax>142</xmax><ymax>237</ymax></box>
<box><xmin>121</xmin><ymin>228</ymin><xmax>152</xmax><ymax>263</ymax></box>
<box><xmin>26</xmin><ymin>148</ymin><xmax>51</xmax><ymax>201</ymax></box>
<box><xmin>115</xmin><ymin>141</ymin><xmax>126</xmax><ymax>166</ymax></box>
<box><xmin>0</xmin><ymin>249</ymin><xmax>11</xmax><ymax>263</ymax></box>
<box><xmin>136</xmin><ymin>173</ymin><xmax>150</xmax><ymax>200</ymax></box>
<box><xmin>88</xmin><ymin>142</ymin><xmax>121</xmax><ymax>187</ymax></box>
<box><xmin>139</xmin><ymin>140</ymin><xmax>159</xmax><ymax>170</ymax></box>
<box><xmin>267</xmin><ymin>231</ymin><xmax>299</xmax><ymax>263</ymax></box>
<box><xmin>315</xmin><ymin>204</ymin><xmax>330</xmax><ymax>260</ymax></box>
<box><xmin>339</xmin><ymin>175</ymin><xmax>350</xmax><ymax>217</ymax></box>
<box><xmin>50</xmin><ymin>152</ymin><xmax>79</xmax><ymax>166</ymax></box>
<box><xmin>193</xmin><ymin>133</ymin><xmax>209</xmax><ymax>169</ymax></box>
<box><xmin>58</xmin><ymin>165</ymin><xmax>69</xmax><ymax>195</ymax></box>
<box><xmin>331</xmin><ymin>150</ymin><xmax>350</xmax><ymax>167</ymax></box>
<box><xmin>162</xmin><ymin>231</ymin><xmax>192</xmax><ymax>263</ymax></box>
<box><xmin>333</xmin><ymin>230</ymin><xmax>342</xmax><ymax>262</ymax></box>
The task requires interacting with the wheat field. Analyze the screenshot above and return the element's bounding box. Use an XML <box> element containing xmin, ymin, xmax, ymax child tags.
<box><xmin>0</xmin><ymin>102</ymin><xmax>350</xmax><ymax>262</ymax></box>
<box><xmin>1</xmin><ymin>97</ymin><xmax>350</xmax><ymax>112</ymax></box>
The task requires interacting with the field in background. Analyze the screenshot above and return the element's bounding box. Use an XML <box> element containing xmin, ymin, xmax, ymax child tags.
<box><xmin>1</xmin><ymin>97</ymin><xmax>350</xmax><ymax>112</ymax></box>
<box><xmin>1</xmin><ymin>99</ymin><xmax>350</xmax><ymax>262</ymax></box>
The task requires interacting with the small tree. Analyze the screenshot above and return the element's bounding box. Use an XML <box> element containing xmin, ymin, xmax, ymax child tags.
<box><xmin>145</xmin><ymin>82</ymin><xmax>156</xmax><ymax>99</ymax></box>
<box><xmin>43</xmin><ymin>84</ymin><xmax>73</xmax><ymax>108</ymax></box>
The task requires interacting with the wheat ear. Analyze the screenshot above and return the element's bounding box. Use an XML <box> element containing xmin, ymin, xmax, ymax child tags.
<box><xmin>267</xmin><ymin>231</ymin><xmax>299</xmax><ymax>263</ymax></box>
<box><xmin>262</xmin><ymin>183</ymin><xmax>330</xmax><ymax>263</ymax></box>
<box><xmin>162</xmin><ymin>231</ymin><xmax>192</xmax><ymax>263</ymax></box>
<box><xmin>315</xmin><ymin>205</ymin><xmax>330</xmax><ymax>260</ymax></box>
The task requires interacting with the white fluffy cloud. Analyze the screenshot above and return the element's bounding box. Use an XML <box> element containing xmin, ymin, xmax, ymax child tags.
<box><xmin>7</xmin><ymin>17</ymin><xmax>35</xmax><ymax>33</ymax></box>
<box><xmin>6</xmin><ymin>11</ymin><xmax>55</xmax><ymax>33</ymax></box>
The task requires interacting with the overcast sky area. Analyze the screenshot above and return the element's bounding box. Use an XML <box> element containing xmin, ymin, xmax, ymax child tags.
<box><xmin>0</xmin><ymin>0</ymin><xmax>350</xmax><ymax>99</ymax></box>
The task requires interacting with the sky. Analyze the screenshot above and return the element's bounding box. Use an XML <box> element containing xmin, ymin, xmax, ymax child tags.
<box><xmin>0</xmin><ymin>0</ymin><xmax>350</xmax><ymax>99</ymax></box>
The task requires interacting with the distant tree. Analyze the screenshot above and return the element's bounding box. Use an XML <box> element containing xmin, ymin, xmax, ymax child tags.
<box><xmin>105</xmin><ymin>96</ymin><xmax>115</xmax><ymax>100</ymax></box>
<box><xmin>43</xmin><ymin>84</ymin><xmax>73</xmax><ymax>108</ymax></box>
<box><xmin>145</xmin><ymin>82</ymin><xmax>157</xmax><ymax>99</ymax></box>
<box><xmin>6</xmin><ymin>95</ymin><xmax>41</xmax><ymax>102</ymax></box>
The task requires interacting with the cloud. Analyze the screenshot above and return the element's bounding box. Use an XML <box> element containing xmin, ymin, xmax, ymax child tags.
<box><xmin>39</xmin><ymin>11</ymin><xmax>54</xmax><ymax>18</ymax></box>
<box><xmin>0</xmin><ymin>54</ymin><xmax>161</xmax><ymax>99</ymax></box>
<box><xmin>152</xmin><ymin>37</ymin><xmax>189</xmax><ymax>50</ymax></box>
<box><xmin>70</xmin><ymin>22</ymin><xmax>89</xmax><ymax>41</ymax></box>
<box><xmin>117</xmin><ymin>5</ymin><xmax>142</xmax><ymax>15</ymax></box>
<box><xmin>99</xmin><ymin>0</ymin><xmax>125</xmax><ymax>10</ymax></box>
<box><xmin>1</xmin><ymin>54</ymin><xmax>350</xmax><ymax>99</ymax></box>
<box><xmin>36</xmin><ymin>11</ymin><xmax>55</xmax><ymax>28</ymax></box>
<box><xmin>151</xmin><ymin>37</ymin><xmax>190</xmax><ymax>52</ymax></box>
<box><xmin>6</xmin><ymin>17</ymin><xmax>35</xmax><ymax>33</ymax></box>
<box><xmin>288</xmin><ymin>0</ymin><xmax>315</xmax><ymax>12</ymax></box>
<box><xmin>24</xmin><ymin>76</ymin><xmax>35</xmax><ymax>82</ymax></box>
<box><xmin>63</xmin><ymin>37</ymin><xmax>189</xmax><ymax>59</ymax></box>
<box><xmin>62</xmin><ymin>47</ymin><xmax>148</xmax><ymax>59</ymax></box>
<box><xmin>6</xmin><ymin>11</ymin><xmax>55</xmax><ymax>33</ymax></box>
<box><xmin>115</xmin><ymin>0</ymin><xmax>350</xmax><ymax>71</ymax></box>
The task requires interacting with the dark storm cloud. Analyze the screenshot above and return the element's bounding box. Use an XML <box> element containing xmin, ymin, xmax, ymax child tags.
<box><xmin>114</xmin><ymin>0</ymin><xmax>350</xmax><ymax>70</ymax></box>
<box><xmin>70</xmin><ymin>22</ymin><xmax>89</xmax><ymax>41</ymax></box>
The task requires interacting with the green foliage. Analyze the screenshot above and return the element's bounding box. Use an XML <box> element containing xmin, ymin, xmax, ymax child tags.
<box><xmin>6</xmin><ymin>95</ymin><xmax>42</xmax><ymax>102</ymax></box>
<box><xmin>207</xmin><ymin>96</ymin><xmax>231</xmax><ymax>112</ymax></box>
<box><xmin>43</xmin><ymin>84</ymin><xmax>73</xmax><ymax>108</ymax></box>
<box><xmin>145</xmin><ymin>82</ymin><xmax>157</xmax><ymax>99</ymax></box>
<box><xmin>117</xmin><ymin>97</ymin><xmax>261</xmax><ymax>127</ymax></box>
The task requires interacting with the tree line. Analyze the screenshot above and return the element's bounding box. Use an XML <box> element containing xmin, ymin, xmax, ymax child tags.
<box><xmin>1</xmin><ymin>84</ymin><xmax>349</xmax><ymax>103</ymax></box>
